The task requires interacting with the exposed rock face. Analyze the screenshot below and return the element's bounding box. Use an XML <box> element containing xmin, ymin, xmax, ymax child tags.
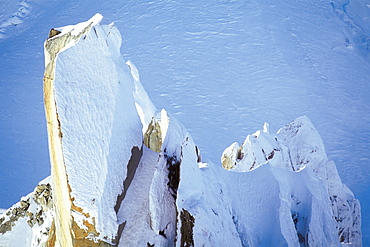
<box><xmin>0</xmin><ymin>179</ymin><xmax>54</xmax><ymax>246</ymax></box>
<box><xmin>221</xmin><ymin>142</ymin><xmax>240</xmax><ymax>170</ymax></box>
<box><xmin>0</xmin><ymin>14</ymin><xmax>362</xmax><ymax>247</ymax></box>
<box><xmin>179</xmin><ymin>209</ymin><xmax>195</xmax><ymax>247</ymax></box>
<box><xmin>144</xmin><ymin>118</ymin><xmax>162</xmax><ymax>153</ymax></box>
<box><xmin>143</xmin><ymin>109</ymin><xmax>169</xmax><ymax>153</ymax></box>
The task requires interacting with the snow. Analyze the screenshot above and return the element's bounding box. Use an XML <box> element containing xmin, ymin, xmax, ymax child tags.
<box><xmin>0</xmin><ymin>215</ymin><xmax>34</xmax><ymax>247</ymax></box>
<box><xmin>0</xmin><ymin>14</ymin><xmax>362</xmax><ymax>246</ymax></box>
<box><xmin>117</xmin><ymin>146</ymin><xmax>173</xmax><ymax>246</ymax></box>
<box><xmin>51</xmin><ymin>18</ymin><xmax>143</xmax><ymax>242</ymax></box>
<box><xmin>0</xmin><ymin>177</ymin><xmax>53</xmax><ymax>247</ymax></box>
<box><xmin>223</xmin><ymin>116</ymin><xmax>361</xmax><ymax>245</ymax></box>
<box><xmin>58</xmin><ymin>13</ymin><xmax>102</xmax><ymax>37</ymax></box>
<box><xmin>198</xmin><ymin>117</ymin><xmax>360</xmax><ymax>246</ymax></box>
<box><xmin>0</xmin><ymin>0</ymin><xmax>32</xmax><ymax>39</ymax></box>
<box><xmin>128</xmin><ymin>59</ymin><xmax>157</xmax><ymax>132</ymax></box>
<box><xmin>0</xmin><ymin>0</ymin><xmax>369</xmax><ymax>244</ymax></box>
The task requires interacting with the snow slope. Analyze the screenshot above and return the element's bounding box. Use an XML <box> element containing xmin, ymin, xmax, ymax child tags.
<box><xmin>0</xmin><ymin>0</ymin><xmax>369</xmax><ymax>244</ymax></box>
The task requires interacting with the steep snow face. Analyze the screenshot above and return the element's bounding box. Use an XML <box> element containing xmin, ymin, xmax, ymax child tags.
<box><xmin>43</xmin><ymin>14</ymin><xmax>143</xmax><ymax>245</ymax></box>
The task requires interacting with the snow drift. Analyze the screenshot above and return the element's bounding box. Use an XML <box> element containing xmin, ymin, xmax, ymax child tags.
<box><xmin>0</xmin><ymin>14</ymin><xmax>361</xmax><ymax>247</ymax></box>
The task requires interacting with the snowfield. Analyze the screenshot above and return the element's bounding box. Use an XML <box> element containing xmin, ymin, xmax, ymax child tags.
<box><xmin>0</xmin><ymin>0</ymin><xmax>369</xmax><ymax>245</ymax></box>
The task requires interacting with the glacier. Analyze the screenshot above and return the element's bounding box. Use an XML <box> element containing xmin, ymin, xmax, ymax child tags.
<box><xmin>0</xmin><ymin>14</ymin><xmax>362</xmax><ymax>246</ymax></box>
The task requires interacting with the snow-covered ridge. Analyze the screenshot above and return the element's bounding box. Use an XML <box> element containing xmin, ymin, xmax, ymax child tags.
<box><xmin>220</xmin><ymin>116</ymin><xmax>361</xmax><ymax>246</ymax></box>
<box><xmin>0</xmin><ymin>14</ymin><xmax>362</xmax><ymax>246</ymax></box>
<box><xmin>221</xmin><ymin>116</ymin><xmax>327</xmax><ymax>172</ymax></box>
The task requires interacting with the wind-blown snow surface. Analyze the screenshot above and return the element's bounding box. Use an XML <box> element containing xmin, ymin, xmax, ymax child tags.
<box><xmin>0</xmin><ymin>0</ymin><xmax>369</xmax><ymax>244</ymax></box>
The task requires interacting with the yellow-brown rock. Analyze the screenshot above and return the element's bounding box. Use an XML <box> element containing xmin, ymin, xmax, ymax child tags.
<box><xmin>144</xmin><ymin>118</ymin><xmax>163</xmax><ymax>153</ymax></box>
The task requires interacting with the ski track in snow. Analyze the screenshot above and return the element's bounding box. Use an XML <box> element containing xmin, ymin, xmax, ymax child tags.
<box><xmin>0</xmin><ymin>0</ymin><xmax>370</xmax><ymax>244</ymax></box>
